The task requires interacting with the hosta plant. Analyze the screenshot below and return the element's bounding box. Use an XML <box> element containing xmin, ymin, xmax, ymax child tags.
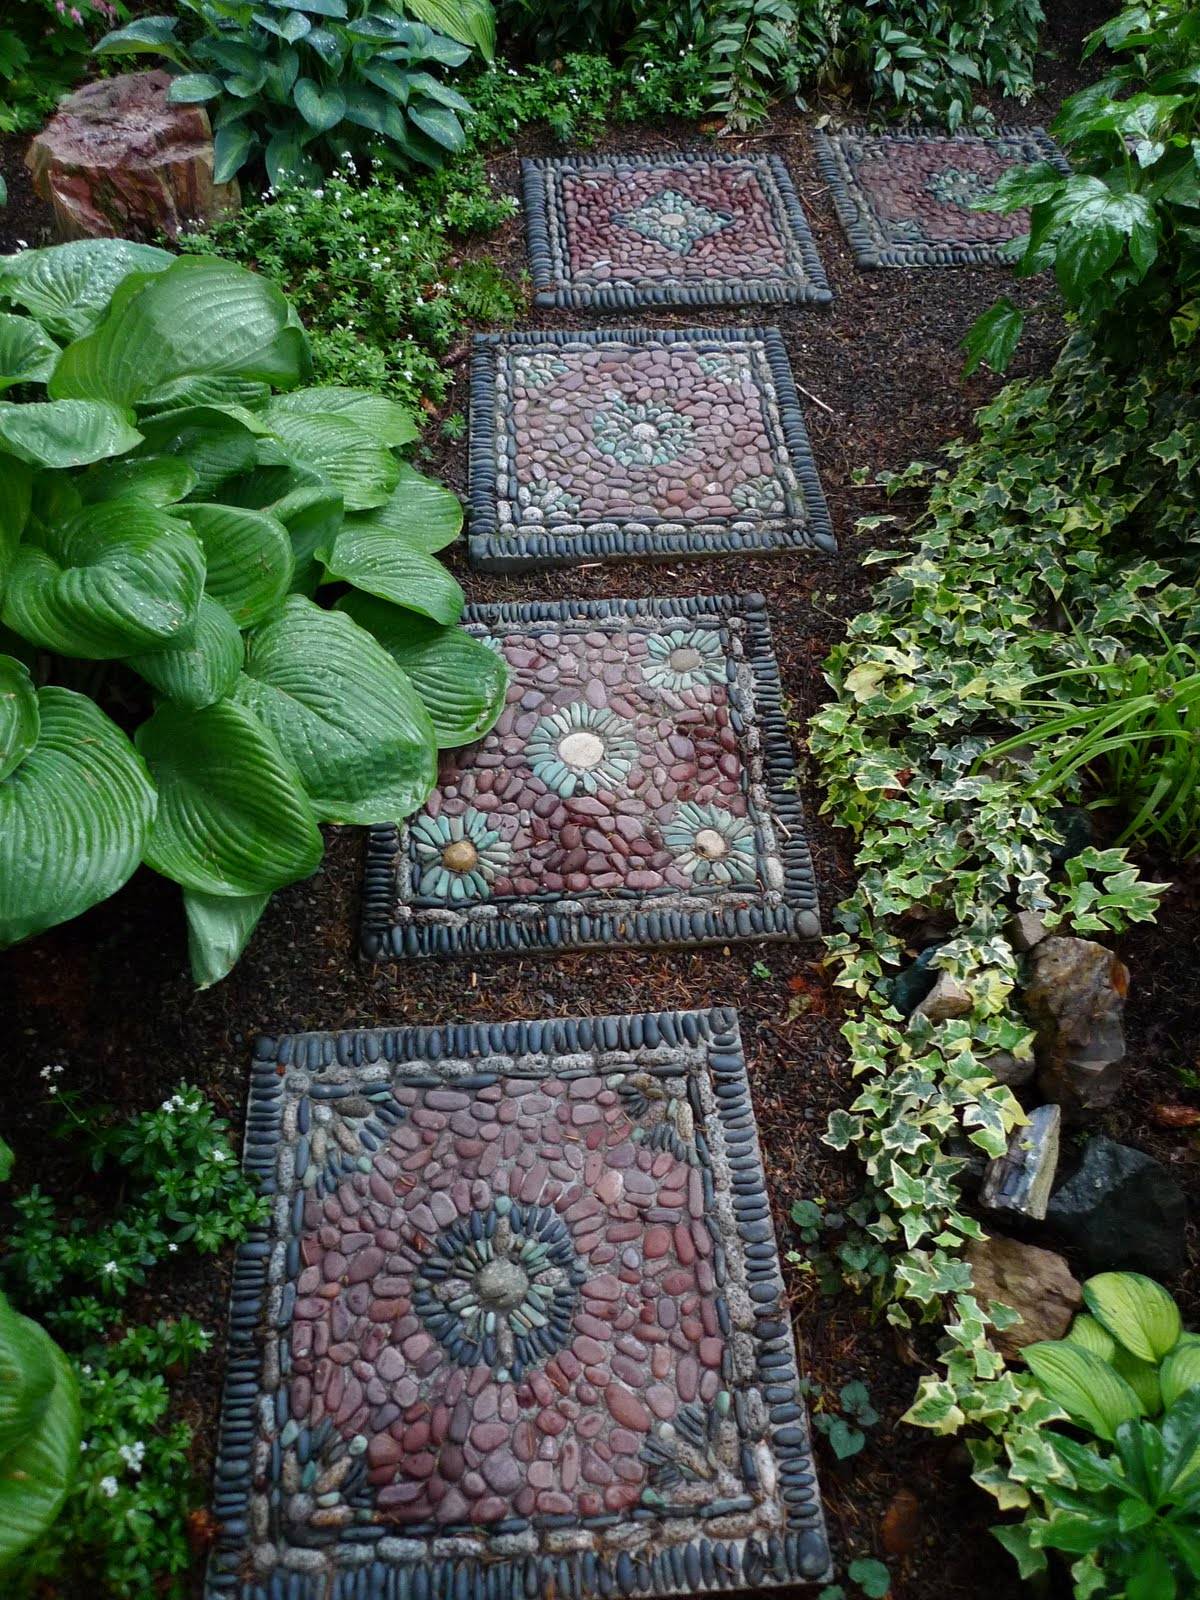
<box><xmin>0</xmin><ymin>1289</ymin><xmax>81</xmax><ymax>1570</ymax></box>
<box><xmin>0</xmin><ymin>238</ymin><xmax>507</xmax><ymax>984</ymax></box>
<box><xmin>95</xmin><ymin>0</ymin><xmax>495</xmax><ymax>184</ymax></box>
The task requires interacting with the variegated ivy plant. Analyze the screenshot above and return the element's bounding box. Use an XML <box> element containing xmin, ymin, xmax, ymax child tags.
<box><xmin>0</xmin><ymin>239</ymin><xmax>506</xmax><ymax>985</ymax></box>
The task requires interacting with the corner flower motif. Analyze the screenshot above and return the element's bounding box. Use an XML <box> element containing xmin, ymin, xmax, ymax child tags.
<box><xmin>592</xmin><ymin>391</ymin><xmax>695</xmax><ymax>468</ymax></box>
<box><xmin>663</xmin><ymin>803</ymin><xmax>757</xmax><ymax>887</ymax></box>
<box><xmin>517</xmin><ymin>478</ymin><xmax>582</xmax><ymax>522</ymax></box>
<box><xmin>410</xmin><ymin>808</ymin><xmax>512</xmax><ymax>902</ymax></box>
<box><xmin>640</xmin><ymin>629</ymin><xmax>727</xmax><ymax>693</ymax></box>
<box><xmin>515</xmin><ymin>351</ymin><xmax>569</xmax><ymax>389</ymax></box>
<box><xmin>614</xmin><ymin>187</ymin><xmax>733</xmax><ymax>254</ymax></box>
<box><xmin>526</xmin><ymin>701</ymin><xmax>638</xmax><ymax>798</ymax></box>
<box><xmin>731</xmin><ymin>474</ymin><xmax>787</xmax><ymax>515</ymax></box>
<box><xmin>924</xmin><ymin>166</ymin><xmax>993</xmax><ymax>210</ymax></box>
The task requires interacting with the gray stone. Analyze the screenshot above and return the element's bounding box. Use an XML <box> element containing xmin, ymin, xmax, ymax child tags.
<box><xmin>980</xmin><ymin>1104</ymin><xmax>1061</xmax><ymax>1221</ymax></box>
<box><xmin>1024</xmin><ymin>936</ymin><xmax>1129</xmax><ymax>1118</ymax></box>
<box><xmin>1046</xmin><ymin>1136</ymin><xmax>1188</xmax><ymax>1277</ymax></box>
<box><xmin>964</xmin><ymin>1235</ymin><xmax>1082</xmax><ymax>1360</ymax></box>
<box><xmin>1007</xmin><ymin>911</ymin><xmax>1047</xmax><ymax>952</ymax></box>
<box><xmin>982</xmin><ymin>1050</ymin><xmax>1036</xmax><ymax>1088</ymax></box>
<box><xmin>910</xmin><ymin>972</ymin><xmax>972</xmax><ymax>1025</ymax></box>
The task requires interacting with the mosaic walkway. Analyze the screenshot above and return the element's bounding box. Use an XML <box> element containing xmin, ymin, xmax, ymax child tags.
<box><xmin>361</xmin><ymin>596</ymin><xmax>819</xmax><ymax>962</ymax></box>
<box><xmin>522</xmin><ymin>153</ymin><xmax>832</xmax><ymax>310</ymax></box>
<box><xmin>207</xmin><ymin>1011</ymin><xmax>832</xmax><ymax>1599</ymax></box>
<box><xmin>813</xmin><ymin>126</ymin><xmax>1069</xmax><ymax>266</ymax></box>
<box><xmin>467</xmin><ymin>328</ymin><xmax>834</xmax><ymax>572</ymax></box>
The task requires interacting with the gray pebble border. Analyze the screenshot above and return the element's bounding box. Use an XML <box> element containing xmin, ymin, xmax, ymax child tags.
<box><xmin>811</xmin><ymin>125</ymin><xmax>1071</xmax><ymax>267</ymax></box>
<box><xmin>205</xmin><ymin>1009</ymin><xmax>832</xmax><ymax>1599</ymax></box>
<box><xmin>361</xmin><ymin>594</ymin><xmax>819</xmax><ymax>962</ymax></box>
<box><xmin>467</xmin><ymin>327</ymin><xmax>836</xmax><ymax>573</ymax></box>
<box><xmin>521</xmin><ymin>152</ymin><xmax>833</xmax><ymax>310</ymax></box>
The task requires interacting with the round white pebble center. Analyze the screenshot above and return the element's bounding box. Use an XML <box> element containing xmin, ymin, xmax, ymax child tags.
<box><xmin>557</xmin><ymin>730</ymin><xmax>606</xmax><ymax>770</ymax></box>
<box><xmin>694</xmin><ymin>828</ymin><xmax>729</xmax><ymax>860</ymax></box>
<box><xmin>669</xmin><ymin>646</ymin><xmax>703</xmax><ymax>672</ymax></box>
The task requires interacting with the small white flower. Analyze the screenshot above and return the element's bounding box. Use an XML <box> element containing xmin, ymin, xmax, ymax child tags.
<box><xmin>168</xmin><ymin>1243</ymin><xmax>178</xmax><ymax>1254</ymax></box>
<box><xmin>99</xmin><ymin>1476</ymin><xmax>119</xmax><ymax>1498</ymax></box>
<box><xmin>118</xmin><ymin>1441</ymin><xmax>146</xmax><ymax>1473</ymax></box>
<box><xmin>211</xmin><ymin>1148</ymin><xmax>230</xmax><ymax>1164</ymax></box>
<box><xmin>103</xmin><ymin>1261</ymin><xmax>118</xmax><ymax>1275</ymax></box>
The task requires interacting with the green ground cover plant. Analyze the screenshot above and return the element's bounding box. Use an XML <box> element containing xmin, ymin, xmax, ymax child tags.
<box><xmin>0</xmin><ymin>0</ymin><xmax>119</xmax><ymax>136</ymax></box>
<box><xmin>0</xmin><ymin>239</ymin><xmax>506</xmax><ymax>985</ymax></box>
<box><xmin>95</xmin><ymin>0</ymin><xmax>495</xmax><ymax>184</ymax></box>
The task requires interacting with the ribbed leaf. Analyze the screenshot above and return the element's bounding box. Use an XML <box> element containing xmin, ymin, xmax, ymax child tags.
<box><xmin>166</xmin><ymin>72</ymin><xmax>224</xmax><ymax>102</ymax></box>
<box><xmin>136</xmin><ymin>698</ymin><xmax>322</xmax><ymax>895</ymax></box>
<box><xmin>1025</xmin><ymin>1342</ymin><xmax>1146</xmax><ymax>1441</ymax></box>
<box><xmin>403</xmin><ymin>0</ymin><xmax>495</xmax><ymax>58</ymax></box>
<box><xmin>0</xmin><ymin>239</ymin><xmax>173</xmax><ymax>341</ymax></box>
<box><xmin>136</xmin><ymin>405</ymin><xmax>264</xmax><ymax>498</ymax></box>
<box><xmin>0</xmin><ymin>1296</ymin><xmax>80</xmax><ymax>1569</ymax></box>
<box><xmin>1161</xmin><ymin>1339</ymin><xmax>1200</xmax><ymax>1411</ymax></box>
<box><xmin>0</xmin><ymin>459</ymin><xmax>31</xmax><ymax>576</ymax></box>
<box><xmin>3</xmin><ymin>501</ymin><xmax>205</xmax><ymax>659</ymax></box>
<box><xmin>322</xmin><ymin>521</ymin><xmax>463</xmax><ymax>625</ymax></box>
<box><xmin>50</xmin><ymin>257</ymin><xmax>311</xmax><ymax>408</ymax></box>
<box><xmin>126</xmin><ymin>594</ymin><xmax>243</xmax><ymax>709</ymax></box>
<box><xmin>184</xmin><ymin>887</ymin><xmax>270</xmax><ymax>987</ymax></box>
<box><xmin>0</xmin><ymin>399</ymin><xmax>141</xmax><ymax>468</ymax></box>
<box><xmin>267</xmin><ymin>386</ymin><xmax>418</xmax><ymax>448</ymax></box>
<box><xmin>0</xmin><ymin>654</ymin><xmax>39</xmax><ymax>782</ymax></box>
<box><xmin>77</xmin><ymin>454</ymin><xmax>196</xmax><ymax>507</ymax></box>
<box><xmin>409</xmin><ymin>102</ymin><xmax>466</xmax><ymax>152</ymax></box>
<box><xmin>261</xmin><ymin>407</ymin><xmax>399</xmax><ymax>510</ymax></box>
<box><xmin>0</xmin><ymin>314</ymin><xmax>57</xmax><ymax>393</ymax></box>
<box><xmin>336</xmin><ymin>592</ymin><xmax>505</xmax><ymax>748</ymax></box>
<box><xmin>180</xmin><ymin>502</ymin><xmax>294</xmax><ymax>626</ymax></box>
<box><xmin>0</xmin><ymin>688</ymin><xmax>156</xmax><ymax>947</ymax></box>
<box><xmin>345</xmin><ymin>463</ymin><xmax>462</xmax><ymax>552</ymax></box>
<box><xmin>293</xmin><ymin>77</ymin><xmax>346</xmax><ymax>131</ymax></box>
<box><xmin>1083</xmin><ymin>1272</ymin><xmax>1183</xmax><ymax>1363</ymax></box>
<box><xmin>0</xmin><ymin>1289</ymin><xmax>54</xmax><ymax>1462</ymax></box>
<box><xmin>234</xmin><ymin>595</ymin><xmax>436</xmax><ymax>823</ymax></box>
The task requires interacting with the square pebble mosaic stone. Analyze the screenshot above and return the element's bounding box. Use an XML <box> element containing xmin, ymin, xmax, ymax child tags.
<box><xmin>468</xmin><ymin>328</ymin><xmax>834</xmax><ymax>573</ymax></box>
<box><xmin>206</xmin><ymin>1009</ymin><xmax>832</xmax><ymax>1600</ymax></box>
<box><xmin>361</xmin><ymin>595</ymin><xmax>819</xmax><ymax>962</ymax></box>
<box><xmin>521</xmin><ymin>152</ymin><xmax>832</xmax><ymax>311</ymax></box>
<box><xmin>812</xmin><ymin>126</ymin><xmax>1069</xmax><ymax>266</ymax></box>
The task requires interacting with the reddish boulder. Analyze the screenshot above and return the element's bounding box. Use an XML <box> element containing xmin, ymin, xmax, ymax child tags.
<box><xmin>26</xmin><ymin>70</ymin><xmax>239</xmax><ymax>241</ymax></box>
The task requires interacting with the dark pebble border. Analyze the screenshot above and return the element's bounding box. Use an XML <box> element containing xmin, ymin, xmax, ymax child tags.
<box><xmin>361</xmin><ymin>594</ymin><xmax>820</xmax><ymax>963</ymax></box>
<box><xmin>467</xmin><ymin>327</ymin><xmax>836</xmax><ymax>574</ymax></box>
<box><xmin>521</xmin><ymin>152</ymin><xmax>833</xmax><ymax>310</ymax></box>
<box><xmin>205</xmin><ymin>1009</ymin><xmax>833</xmax><ymax>1600</ymax></box>
<box><xmin>811</xmin><ymin>125</ymin><xmax>1071</xmax><ymax>267</ymax></box>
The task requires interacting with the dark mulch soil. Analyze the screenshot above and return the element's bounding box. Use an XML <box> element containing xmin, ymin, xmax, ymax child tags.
<box><xmin>6</xmin><ymin>4</ymin><xmax>1199</xmax><ymax>1596</ymax></box>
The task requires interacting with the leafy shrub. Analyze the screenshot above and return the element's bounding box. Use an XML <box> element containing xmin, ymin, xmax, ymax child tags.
<box><xmin>968</xmin><ymin>0</ymin><xmax>1200</xmax><ymax>370</ymax></box>
<box><xmin>95</xmin><ymin>0</ymin><xmax>496</xmax><ymax>184</ymax></box>
<box><xmin>0</xmin><ymin>239</ymin><xmax>507</xmax><ymax>984</ymax></box>
<box><xmin>494</xmin><ymin>0</ymin><xmax>632</xmax><ymax>59</ymax></box>
<box><xmin>465</xmin><ymin>52</ymin><xmax>709</xmax><ymax>145</ymax></box>
<box><xmin>184</xmin><ymin>156</ymin><xmax>519</xmax><ymax>407</ymax></box>
<box><xmin>0</xmin><ymin>0</ymin><xmax>119</xmax><ymax>136</ymax></box>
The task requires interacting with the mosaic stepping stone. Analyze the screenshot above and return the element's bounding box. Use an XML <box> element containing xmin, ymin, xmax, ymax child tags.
<box><xmin>812</xmin><ymin>125</ymin><xmax>1069</xmax><ymax>266</ymax></box>
<box><xmin>468</xmin><ymin>328</ymin><xmax>834</xmax><ymax>572</ymax></box>
<box><xmin>361</xmin><ymin>595</ymin><xmax>819</xmax><ymax>961</ymax></box>
<box><xmin>522</xmin><ymin>152</ymin><xmax>832</xmax><ymax>311</ymax></box>
<box><xmin>207</xmin><ymin>1008</ymin><xmax>833</xmax><ymax>1599</ymax></box>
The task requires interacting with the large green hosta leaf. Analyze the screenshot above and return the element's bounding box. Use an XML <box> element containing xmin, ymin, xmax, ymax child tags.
<box><xmin>126</xmin><ymin>595</ymin><xmax>243</xmax><ymax>709</ymax></box>
<box><xmin>0</xmin><ymin>687</ymin><xmax>157</xmax><ymax>947</ymax></box>
<box><xmin>50</xmin><ymin>257</ymin><xmax>311</xmax><ymax>409</ymax></box>
<box><xmin>136</xmin><ymin>405</ymin><xmax>266</xmax><ymax>498</ymax></box>
<box><xmin>322</xmin><ymin>524</ymin><xmax>463</xmax><ymax>625</ymax></box>
<box><xmin>0</xmin><ymin>399</ymin><xmax>141</xmax><ymax>468</ymax></box>
<box><xmin>0</xmin><ymin>654</ymin><xmax>38</xmax><ymax>782</ymax></box>
<box><xmin>233</xmin><ymin>596</ymin><xmax>437</xmax><ymax>823</ymax></box>
<box><xmin>179</xmin><ymin>503</ymin><xmax>294</xmax><ymax>626</ymax></box>
<box><xmin>353</xmin><ymin>462</ymin><xmax>463</xmax><ymax>552</ymax></box>
<box><xmin>0</xmin><ymin>314</ymin><xmax>58</xmax><ymax>393</ymax></box>
<box><xmin>267</xmin><ymin>387</ymin><xmax>419</xmax><ymax>448</ymax></box>
<box><xmin>260</xmin><ymin>406</ymin><xmax>399</xmax><ymax>511</ymax></box>
<box><xmin>0</xmin><ymin>1294</ymin><xmax>80</xmax><ymax>1569</ymax></box>
<box><xmin>3</xmin><ymin>500</ymin><xmax>205</xmax><ymax>659</ymax></box>
<box><xmin>0</xmin><ymin>239</ymin><xmax>173</xmax><ymax>341</ymax></box>
<box><xmin>77</xmin><ymin>454</ymin><xmax>196</xmax><ymax>507</ymax></box>
<box><xmin>136</xmin><ymin>698</ymin><xmax>322</xmax><ymax>896</ymax></box>
<box><xmin>337</xmin><ymin>592</ymin><xmax>505</xmax><ymax>748</ymax></box>
<box><xmin>184</xmin><ymin>888</ymin><xmax>270</xmax><ymax>989</ymax></box>
<box><xmin>0</xmin><ymin>459</ymin><xmax>31</xmax><ymax>575</ymax></box>
<box><xmin>403</xmin><ymin>0</ymin><xmax>495</xmax><ymax>59</ymax></box>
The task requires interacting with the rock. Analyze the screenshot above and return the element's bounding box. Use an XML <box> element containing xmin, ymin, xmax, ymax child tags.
<box><xmin>980</xmin><ymin>1104</ymin><xmax>1061</xmax><ymax>1221</ymax></box>
<box><xmin>1024</xmin><ymin>936</ymin><xmax>1129</xmax><ymax>1118</ymax></box>
<box><xmin>879</xmin><ymin>1488</ymin><xmax>921</xmax><ymax>1557</ymax></box>
<box><xmin>982</xmin><ymin>1050</ymin><xmax>1036</xmax><ymax>1089</ymax></box>
<box><xmin>1046</xmin><ymin>1137</ymin><xmax>1188</xmax><ymax>1277</ymax></box>
<box><xmin>1007</xmin><ymin>911</ymin><xmax>1047</xmax><ymax>952</ymax></box>
<box><xmin>910</xmin><ymin>972</ymin><xmax>972</xmax><ymax>1025</ymax></box>
<box><xmin>964</xmin><ymin>1235</ymin><xmax>1082</xmax><ymax>1360</ymax></box>
<box><xmin>888</xmin><ymin>947</ymin><xmax>939</xmax><ymax>1015</ymax></box>
<box><xmin>1047</xmin><ymin>806</ymin><xmax>1093</xmax><ymax>866</ymax></box>
<box><xmin>26</xmin><ymin>70</ymin><xmax>239</xmax><ymax>241</ymax></box>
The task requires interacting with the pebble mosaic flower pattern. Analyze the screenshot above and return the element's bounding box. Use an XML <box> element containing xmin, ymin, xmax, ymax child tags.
<box><xmin>362</xmin><ymin>598</ymin><xmax>821</xmax><ymax>957</ymax></box>
<box><xmin>813</xmin><ymin>127</ymin><xmax>1068</xmax><ymax>266</ymax></box>
<box><xmin>206</xmin><ymin>1012</ymin><xmax>832</xmax><ymax>1598</ymax></box>
<box><xmin>470</xmin><ymin>330</ymin><xmax>835</xmax><ymax>571</ymax></box>
<box><xmin>521</xmin><ymin>153</ymin><xmax>831</xmax><ymax>309</ymax></box>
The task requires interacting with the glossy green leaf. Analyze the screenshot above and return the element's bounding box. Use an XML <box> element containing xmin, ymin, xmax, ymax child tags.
<box><xmin>3</xmin><ymin>500</ymin><xmax>205</xmax><ymax>659</ymax></box>
<box><xmin>126</xmin><ymin>594</ymin><xmax>244</xmax><ymax>709</ymax></box>
<box><xmin>0</xmin><ymin>654</ymin><xmax>38</xmax><ymax>782</ymax></box>
<box><xmin>136</xmin><ymin>698</ymin><xmax>322</xmax><ymax>896</ymax></box>
<box><xmin>0</xmin><ymin>688</ymin><xmax>156</xmax><ymax>947</ymax></box>
<box><xmin>184</xmin><ymin>887</ymin><xmax>270</xmax><ymax>988</ymax></box>
<box><xmin>0</xmin><ymin>1294</ymin><xmax>80</xmax><ymax>1569</ymax></box>
<box><xmin>343</xmin><ymin>463</ymin><xmax>462</xmax><ymax>552</ymax></box>
<box><xmin>261</xmin><ymin>406</ymin><xmax>399</xmax><ymax>510</ymax></box>
<box><xmin>1084</xmin><ymin>1272</ymin><xmax>1183</xmax><ymax>1362</ymax></box>
<box><xmin>0</xmin><ymin>1138</ymin><xmax>11</xmax><ymax>1184</ymax></box>
<box><xmin>1065</xmin><ymin>1313</ymin><xmax>1118</xmax><ymax>1362</ymax></box>
<box><xmin>233</xmin><ymin>596</ymin><xmax>437</xmax><ymax>823</ymax></box>
<box><xmin>180</xmin><ymin>502</ymin><xmax>294</xmax><ymax>626</ymax></box>
<box><xmin>0</xmin><ymin>458</ymin><xmax>31</xmax><ymax>578</ymax></box>
<box><xmin>322</xmin><ymin>521</ymin><xmax>463</xmax><ymax>625</ymax></box>
<box><xmin>0</xmin><ymin>313</ymin><xmax>57</xmax><ymax>393</ymax></box>
<box><xmin>0</xmin><ymin>240</ymin><xmax>173</xmax><ymax>341</ymax></box>
<box><xmin>166</xmin><ymin>72</ymin><xmax>224</xmax><ymax>103</ymax></box>
<box><xmin>403</xmin><ymin>0</ymin><xmax>495</xmax><ymax>58</ymax></box>
<box><xmin>336</xmin><ymin>592</ymin><xmax>506</xmax><ymax>748</ymax></box>
<box><xmin>293</xmin><ymin>77</ymin><xmax>347</xmax><ymax>131</ymax></box>
<box><xmin>408</xmin><ymin>102</ymin><xmax>466</xmax><ymax>152</ymax></box>
<box><xmin>0</xmin><ymin>399</ymin><xmax>141</xmax><ymax>468</ymax></box>
<box><xmin>92</xmin><ymin>13</ymin><xmax>185</xmax><ymax>62</ymax></box>
<box><xmin>1025</xmin><ymin>1341</ymin><xmax>1146</xmax><ymax>1440</ymax></box>
<box><xmin>77</xmin><ymin>454</ymin><xmax>197</xmax><ymax>508</ymax></box>
<box><xmin>1161</xmin><ymin>1340</ymin><xmax>1200</xmax><ymax>1410</ymax></box>
<box><xmin>962</xmin><ymin>298</ymin><xmax>1026</xmax><ymax>377</ymax></box>
<box><xmin>213</xmin><ymin>122</ymin><xmax>256</xmax><ymax>183</ymax></box>
<box><xmin>136</xmin><ymin>405</ymin><xmax>264</xmax><ymax>498</ymax></box>
<box><xmin>267</xmin><ymin>387</ymin><xmax>418</xmax><ymax>448</ymax></box>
